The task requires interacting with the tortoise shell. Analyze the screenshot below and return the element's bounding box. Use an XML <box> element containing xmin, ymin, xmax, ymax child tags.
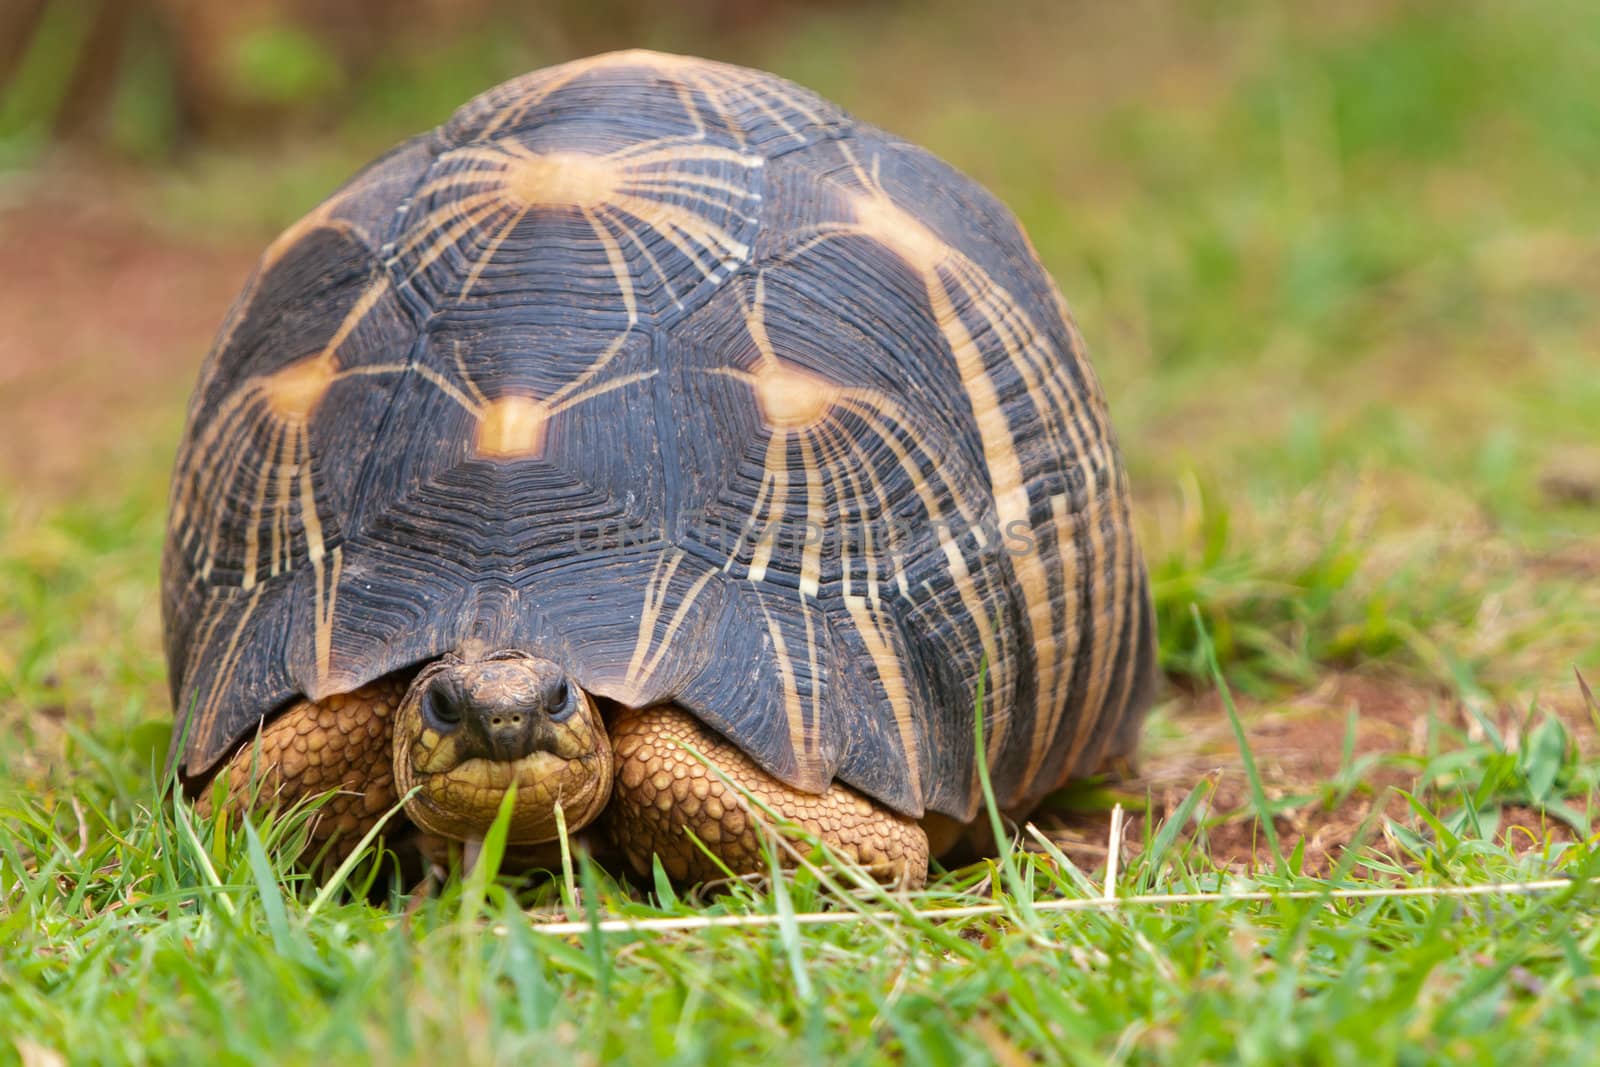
<box><xmin>163</xmin><ymin>50</ymin><xmax>1156</xmax><ymax>823</ymax></box>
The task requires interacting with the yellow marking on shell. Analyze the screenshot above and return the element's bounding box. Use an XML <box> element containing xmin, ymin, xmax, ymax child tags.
<box><xmin>261</xmin><ymin>353</ymin><xmax>336</xmax><ymax>421</ymax></box>
<box><xmin>830</xmin><ymin>394</ymin><xmax>1003</xmax><ymax>727</ymax></box>
<box><xmin>504</xmin><ymin>150</ymin><xmax>620</xmax><ymax>208</ymax></box>
<box><xmin>177</xmin><ymin>390</ymin><xmax>261</xmax><ymax>540</ymax></box>
<box><xmin>609</xmin><ymin>209</ymin><xmax>678</xmax><ymax>305</ymax></box>
<box><xmin>492</xmin><ymin>140</ymin><xmax>756</xmax><ymax>271</ymax></box>
<box><xmin>455</xmin><ymin>202</ymin><xmax>532</xmax><ymax>303</ymax></box>
<box><xmin>1098</xmin><ymin>540</ymin><xmax>1145</xmax><ymax>767</ymax></box>
<box><xmin>401</xmin><ymin>195</ymin><xmax>510</xmax><ymax>285</ymax></box>
<box><xmin>413</xmin><ymin>137</ymin><xmax>759</xmax><ymax>418</ymax></box>
<box><xmin>240</xmin><ymin>420</ymin><xmax>286</xmax><ymax>593</ymax></box>
<box><xmin>756</xmin><ymin>598</ymin><xmax>818</xmax><ymax>784</ymax></box>
<box><xmin>437</xmin><ymin>139</ymin><xmax>757</xmax><ymax>303</ymax></box>
<box><xmin>1062</xmin><ymin>478</ymin><xmax>1135</xmax><ymax>776</ymax></box>
<box><xmin>640</xmin><ymin>568</ymin><xmax>717</xmax><ymax>686</ymax></box>
<box><xmin>452</xmin><ymin>342</ymin><xmax>489</xmax><ymax>409</ymax></box>
<box><xmin>815</xmin><ymin>415</ymin><xmax>886</xmax><ymax>600</ymax></box>
<box><xmin>733</xmin><ymin>273</ymin><xmax>841</xmax><ymax>430</ymax></box>
<box><xmin>181</xmin><ymin>589</ymin><xmax>229</xmax><ymax>718</ymax></box>
<box><xmin>256</xmin><ymin>154</ymin><xmax>418</xmax><ymax>274</ymax></box>
<box><xmin>844</xmin><ymin>594</ymin><xmax>922</xmax><ymax>802</ymax></box>
<box><xmin>269</xmin><ymin>426</ymin><xmax>293</xmax><ymax>577</ymax></box>
<box><xmin>799</xmin><ymin>592</ymin><xmax>822</xmax><ymax>762</ymax></box>
<box><xmin>545</xmin><ymin>369</ymin><xmax>658</xmax><ymax>418</ymax></box>
<box><xmin>921</xmin><ymin>271</ymin><xmax>1033</xmax><ymax>768</ymax></box>
<box><xmin>947</xmin><ymin>271</ymin><xmax>1126</xmax><ymax>790</ymax></box>
<box><xmin>195</xmin><ymin>584</ymin><xmax>265</xmax><ymax>753</ymax></box>
<box><xmin>189</xmin><ymin>187</ymin><xmax>358</xmax><ymax>414</ymax></box>
<box><xmin>796</xmin><ymin>433</ymin><xmax>826</xmax><ymax>598</ymax></box>
<box><xmin>741</xmin><ymin>271</ymin><xmax>778</xmax><ymax>367</ymax></box>
<box><xmin>261</xmin><ymin>196</ymin><xmax>342</xmax><ymax>274</ymax></box>
<box><xmin>300</xmin><ymin>437</ymin><xmax>339</xmax><ymax>685</ymax></box>
<box><xmin>266</xmin><ymin>277</ymin><xmax>388</xmax><ymax>418</ymax></box>
<box><xmin>1048</xmin><ymin>490</ymin><xmax>1082</xmax><ymax>707</ymax></box>
<box><xmin>720</xmin><ymin>426</ymin><xmax>773</xmax><ymax>573</ymax></box>
<box><xmin>474</xmin><ymin>51</ymin><xmax>708</xmax><ymax>139</ymax></box>
<box><xmin>747</xmin><ymin>429</ymin><xmax>790</xmax><ymax>582</ymax></box>
<box><xmin>940</xmin><ymin>257</ymin><xmax>1117</xmax><ymax>790</ymax></box>
<box><xmin>737</xmin><ymin>274</ymin><xmax>835</xmax><ymax>429</ymax></box>
<box><xmin>847</xmin><ymin>188</ymin><xmax>952</xmax><ymax>274</ymax></box>
<box><xmin>626</xmin><ymin>550</ymin><xmax>682</xmax><ymax>690</ymax></box>
<box><xmin>475</xmin><ymin>395</ymin><xmax>549</xmax><ymax>459</ymax></box>
<box><xmin>936</xmin><ymin>227</ymin><xmax>1129</xmax><ymax>790</ymax></box>
<box><xmin>815</xmin><ymin>413</ymin><xmax>949</xmax><ymax>805</ymax></box>
<box><xmin>173</xmin><ymin>278</ymin><xmax>395</xmax><ymax>593</ymax></box>
<box><xmin>840</xmin><ymin>391</ymin><xmax>981</xmax><ymax>525</ymax></box>
<box><xmin>808</xmin><ymin>417</ymin><xmax>858</xmax><ymax>599</ymax></box>
<box><xmin>755</xmin><ymin>363</ymin><xmax>838</xmax><ymax>430</ymax></box>
<box><xmin>346</xmin><ymin>362</ymin><xmax>482</xmax><ymax>415</ymax></box>
<box><xmin>584</xmin><ymin>206</ymin><xmax>637</xmax><ymax>322</ymax></box>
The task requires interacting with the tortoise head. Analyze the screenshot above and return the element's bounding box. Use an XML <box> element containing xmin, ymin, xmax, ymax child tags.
<box><xmin>391</xmin><ymin>650</ymin><xmax>613</xmax><ymax>845</ymax></box>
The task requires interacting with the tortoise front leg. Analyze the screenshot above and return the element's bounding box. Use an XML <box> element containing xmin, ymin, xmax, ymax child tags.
<box><xmin>604</xmin><ymin>705</ymin><xmax>930</xmax><ymax>888</ymax></box>
<box><xmin>195</xmin><ymin>679</ymin><xmax>409</xmax><ymax>858</ymax></box>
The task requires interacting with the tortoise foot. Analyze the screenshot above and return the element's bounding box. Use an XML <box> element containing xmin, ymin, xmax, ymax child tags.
<box><xmin>196</xmin><ymin>679</ymin><xmax>409</xmax><ymax>860</ymax></box>
<box><xmin>604</xmin><ymin>705</ymin><xmax>929</xmax><ymax>889</ymax></box>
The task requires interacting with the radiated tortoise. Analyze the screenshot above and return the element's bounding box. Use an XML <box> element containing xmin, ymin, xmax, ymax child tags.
<box><xmin>163</xmin><ymin>50</ymin><xmax>1157</xmax><ymax>887</ymax></box>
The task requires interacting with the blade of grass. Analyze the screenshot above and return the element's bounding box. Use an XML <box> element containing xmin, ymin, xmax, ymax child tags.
<box><xmin>240</xmin><ymin>815</ymin><xmax>292</xmax><ymax>955</ymax></box>
<box><xmin>578</xmin><ymin>851</ymin><xmax>612</xmax><ymax>1005</ymax></box>
<box><xmin>308</xmin><ymin>786</ymin><xmax>419</xmax><ymax>916</ymax></box>
<box><xmin>764</xmin><ymin>831</ymin><xmax>815</xmax><ymax>1003</ymax></box>
<box><xmin>171</xmin><ymin>794</ymin><xmax>235</xmax><ymax>919</ymax></box>
<box><xmin>971</xmin><ymin>653</ymin><xmax>1038</xmax><ymax>925</ymax></box>
<box><xmin>1141</xmin><ymin>779</ymin><xmax>1214</xmax><ymax>889</ymax></box>
<box><xmin>1194</xmin><ymin>603</ymin><xmax>1285</xmax><ymax>870</ymax></box>
<box><xmin>460</xmin><ymin>781</ymin><xmax>516</xmax><ymax>921</ymax></box>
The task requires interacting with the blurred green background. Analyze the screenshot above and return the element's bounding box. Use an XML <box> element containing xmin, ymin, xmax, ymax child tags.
<box><xmin>3</xmin><ymin>8</ymin><xmax>1600</xmax><ymax>1062</ymax></box>
<box><xmin>1</xmin><ymin>0</ymin><xmax>1596</xmax><ymax>752</ymax></box>
<box><xmin>4</xmin><ymin>7</ymin><xmax>1600</xmax><ymax>1059</ymax></box>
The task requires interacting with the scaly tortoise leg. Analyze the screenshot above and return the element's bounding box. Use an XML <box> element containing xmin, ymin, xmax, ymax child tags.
<box><xmin>604</xmin><ymin>705</ymin><xmax>930</xmax><ymax>888</ymax></box>
<box><xmin>195</xmin><ymin>679</ymin><xmax>409</xmax><ymax>859</ymax></box>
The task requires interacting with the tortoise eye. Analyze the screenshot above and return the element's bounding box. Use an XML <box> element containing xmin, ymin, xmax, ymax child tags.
<box><xmin>423</xmin><ymin>675</ymin><xmax>464</xmax><ymax>729</ymax></box>
<box><xmin>549</xmin><ymin>679</ymin><xmax>571</xmax><ymax>715</ymax></box>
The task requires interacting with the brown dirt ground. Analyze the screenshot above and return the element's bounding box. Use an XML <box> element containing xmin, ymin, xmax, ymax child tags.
<box><xmin>0</xmin><ymin>181</ymin><xmax>257</xmax><ymax>497</ymax></box>
<box><xmin>1037</xmin><ymin>673</ymin><xmax>1593</xmax><ymax>876</ymax></box>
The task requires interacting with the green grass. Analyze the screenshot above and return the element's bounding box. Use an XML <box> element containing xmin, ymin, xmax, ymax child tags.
<box><xmin>4</xmin><ymin>0</ymin><xmax>1600</xmax><ymax>1062</ymax></box>
<box><xmin>4</xmin><ymin>681</ymin><xmax>1600</xmax><ymax>1064</ymax></box>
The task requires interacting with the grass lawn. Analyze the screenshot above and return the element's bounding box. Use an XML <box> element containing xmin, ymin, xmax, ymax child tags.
<box><xmin>3</xmin><ymin>1</ymin><xmax>1599</xmax><ymax>1062</ymax></box>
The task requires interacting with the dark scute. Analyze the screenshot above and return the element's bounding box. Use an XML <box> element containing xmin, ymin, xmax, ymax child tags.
<box><xmin>170</xmin><ymin>584</ymin><xmax>298</xmax><ymax>773</ymax></box>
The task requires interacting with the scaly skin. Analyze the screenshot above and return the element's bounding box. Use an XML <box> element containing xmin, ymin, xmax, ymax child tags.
<box><xmin>196</xmin><ymin>679</ymin><xmax>408</xmax><ymax>858</ymax></box>
<box><xmin>201</xmin><ymin>679</ymin><xmax>930</xmax><ymax>887</ymax></box>
<box><xmin>604</xmin><ymin>705</ymin><xmax>929</xmax><ymax>888</ymax></box>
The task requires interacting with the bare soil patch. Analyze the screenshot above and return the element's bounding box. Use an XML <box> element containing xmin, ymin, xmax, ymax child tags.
<box><xmin>1038</xmin><ymin>673</ymin><xmax>1591</xmax><ymax>877</ymax></box>
<box><xmin>0</xmin><ymin>181</ymin><xmax>256</xmax><ymax>497</ymax></box>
